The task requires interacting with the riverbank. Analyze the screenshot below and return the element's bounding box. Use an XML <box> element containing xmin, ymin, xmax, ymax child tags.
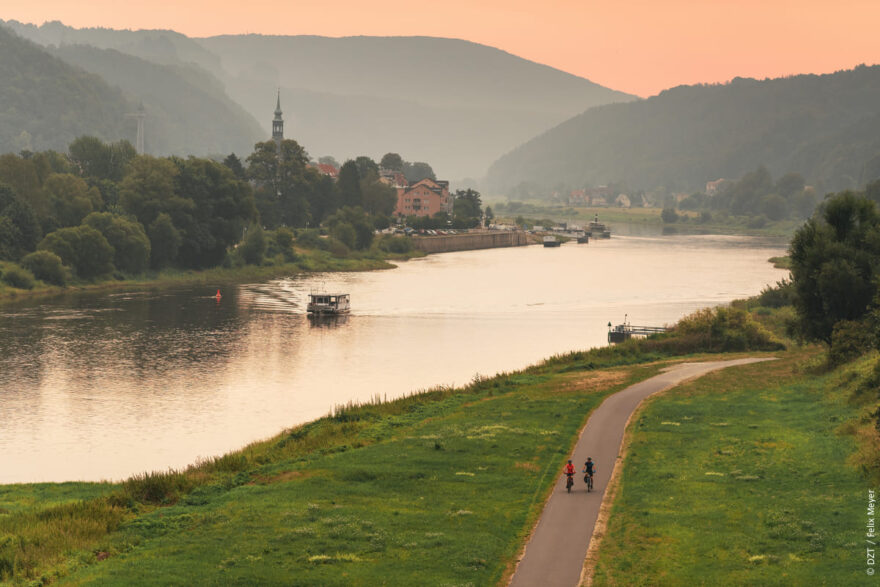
<box><xmin>9</xmin><ymin>303</ymin><xmax>873</xmax><ymax>585</ymax></box>
<box><xmin>0</xmin><ymin>248</ymin><xmax>416</xmax><ymax>307</ymax></box>
<box><xmin>494</xmin><ymin>205</ymin><xmax>802</xmax><ymax>238</ymax></box>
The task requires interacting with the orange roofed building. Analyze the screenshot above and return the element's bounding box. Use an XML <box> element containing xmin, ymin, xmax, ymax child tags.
<box><xmin>394</xmin><ymin>178</ymin><xmax>452</xmax><ymax>218</ymax></box>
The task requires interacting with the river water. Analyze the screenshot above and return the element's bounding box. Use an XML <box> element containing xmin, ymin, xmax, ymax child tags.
<box><xmin>0</xmin><ymin>234</ymin><xmax>787</xmax><ymax>483</ymax></box>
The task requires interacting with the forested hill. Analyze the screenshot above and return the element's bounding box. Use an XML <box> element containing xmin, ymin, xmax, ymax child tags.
<box><xmin>0</xmin><ymin>25</ymin><xmax>130</xmax><ymax>153</ymax></box>
<box><xmin>0</xmin><ymin>21</ymin><xmax>263</xmax><ymax>158</ymax></box>
<box><xmin>487</xmin><ymin>65</ymin><xmax>880</xmax><ymax>195</ymax></box>
<box><xmin>50</xmin><ymin>45</ymin><xmax>264</xmax><ymax>157</ymax></box>
<box><xmin>197</xmin><ymin>34</ymin><xmax>635</xmax><ymax>179</ymax></box>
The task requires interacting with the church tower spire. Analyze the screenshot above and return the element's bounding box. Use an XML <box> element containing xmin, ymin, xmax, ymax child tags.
<box><xmin>272</xmin><ymin>89</ymin><xmax>284</xmax><ymax>156</ymax></box>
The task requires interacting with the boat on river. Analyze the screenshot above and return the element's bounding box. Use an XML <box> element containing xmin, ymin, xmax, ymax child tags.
<box><xmin>587</xmin><ymin>214</ymin><xmax>611</xmax><ymax>238</ymax></box>
<box><xmin>307</xmin><ymin>292</ymin><xmax>351</xmax><ymax>315</ymax></box>
<box><xmin>543</xmin><ymin>236</ymin><xmax>561</xmax><ymax>247</ymax></box>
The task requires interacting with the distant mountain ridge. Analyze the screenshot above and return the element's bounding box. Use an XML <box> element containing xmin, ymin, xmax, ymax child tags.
<box><xmin>198</xmin><ymin>34</ymin><xmax>635</xmax><ymax>178</ymax></box>
<box><xmin>1</xmin><ymin>20</ymin><xmax>263</xmax><ymax>158</ymax></box>
<box><xmin>1</xmin><ymin>20</ymin><xmax>635</xmax><ymax>179</ymax></box>
<box><xmin>487</xmin><ymin>65</ymin><xmax>880</xmax><ymax>195</ymax></box>
<box><xmin>0</xmin><ymin>25</ymin><xmax>130</xmax><ymax>153</ymax></box>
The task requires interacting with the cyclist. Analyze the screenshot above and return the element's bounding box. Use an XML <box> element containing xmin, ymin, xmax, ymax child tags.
<box><xmin>583</xmin><ymin>457</ymin><xmax>597</xmax><ymax>490</ymax></box>
<box><xmin>563</xmin><ymin>459</ymin><xmax>576</xmax><ymax>492</ymax></box>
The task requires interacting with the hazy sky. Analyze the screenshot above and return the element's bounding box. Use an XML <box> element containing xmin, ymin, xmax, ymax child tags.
<box><xmin>5</xmin><ymin>0</ymin><xmax>879</xmax><ymax>97</ymax></box>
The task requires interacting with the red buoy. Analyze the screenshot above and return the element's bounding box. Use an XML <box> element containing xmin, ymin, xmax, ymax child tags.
<box><xmin>215</xmin><ymin>289</ymin><xmax>222</xmax><ymax>300</ymax></box>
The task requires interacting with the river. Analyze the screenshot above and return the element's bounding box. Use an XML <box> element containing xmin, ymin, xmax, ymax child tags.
<box><xmin>0</xmin><ymin>234</ymin><xmax>787</xmax><ymax>483</ymax></box>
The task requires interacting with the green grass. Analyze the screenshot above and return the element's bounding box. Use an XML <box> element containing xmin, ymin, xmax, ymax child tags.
<box><xmin>592</xmin><ymin>348</ymin><xmax>875</xmax><ymax>585</ymax></box>
<box><xmin>62</xmin><ymin>365</ymin><xmax>662</xmax><ymax>585</ymax></box>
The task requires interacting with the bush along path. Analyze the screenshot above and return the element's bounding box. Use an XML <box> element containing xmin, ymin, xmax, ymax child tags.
<box><xmin>509</xmin><ymin>358</ymin><xmax>774</xmax><ymax>587</ymax></box>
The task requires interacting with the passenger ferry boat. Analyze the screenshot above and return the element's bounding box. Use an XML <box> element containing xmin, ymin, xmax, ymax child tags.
<box><xmin>587</xmin><ymin>214</ymin><xmax>611</xmax><ymax>238</ymax></box>
<box><xmin>307</xmin><ymin>292</ymin><xmax>351</xmax><ymax>315</ymax></box>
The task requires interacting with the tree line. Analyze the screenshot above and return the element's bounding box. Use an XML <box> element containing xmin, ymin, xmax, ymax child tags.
<box><xmin>0</xmin><ymin>137</ymin><xmax>487</xmax><ymax>289</ymax></box>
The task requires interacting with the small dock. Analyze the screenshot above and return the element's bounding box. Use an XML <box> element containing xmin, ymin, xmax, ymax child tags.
<box><xmin>607</xmin><ymin>321</ymin><xmax>670</xmax><ymax>343</ymax></box>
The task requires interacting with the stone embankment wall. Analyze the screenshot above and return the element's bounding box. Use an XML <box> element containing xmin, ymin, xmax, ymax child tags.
<box><xmin>412</xmin><ymin>231</ymin><xmax>530</xmax><ymax>253</ymax></box>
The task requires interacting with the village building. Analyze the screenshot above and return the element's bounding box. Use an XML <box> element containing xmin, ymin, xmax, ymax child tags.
<box><xmin>705</xmin><ymin>178</ymin><xmax>730</xmax><ymax>196</ymax></box>
<box><xmin>313</xmin><ymin>163</ymin><xmax>339</xmax><ymax>179</ymax></box>
<box><xmin>394</xmin><ymin>178</ymin><xmax>452</xmax><ymax>218</ymax></box>
<box><xmin>379</xmin><ymin>167</ymin><xmax>408</xmax><ymax>188</ymax></box>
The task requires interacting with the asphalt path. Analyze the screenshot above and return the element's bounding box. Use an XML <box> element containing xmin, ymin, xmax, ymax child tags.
<box><xmin>509</xmin><ymin>358</ymin><xmax>774</xmax><ymax>587</ymax></box>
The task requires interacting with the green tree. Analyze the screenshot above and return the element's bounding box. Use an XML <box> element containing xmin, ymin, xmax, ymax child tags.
<box><xmin>760</xmin><ymin>193</ymin><xmax>788</xmax><ymax>221</ymax></box>
<box><xmin>0</xmin><ymin>154</ymin><xmax>48</xmax><ymax>220</ymax></box>
<box><xmin>38</xmin><ymin>225</ymin><xmax>115</xmax><ymax>279</ymax></box>
<box><xmin>775</xmin><ymin>172</ymin><xmax>806</xmax><ymax>199</ymax></box>
<box><xmin>83</xmin><ymin>212</ymin><xmax>151</xmax><ymax>274</ymax></box>
<box><xmin>21</xmin><ymin>250</ymin><xmax>67</xmax><ymax>285</ymax></box>
<box><xmin>325</xmin><ymin>207</ymin><xmax>374</xmax><ymax>250</ymax></box>
<box><xmin>172</xmin><ymin>157</ymin><xmax>256</xmax><ymax>268</ymax></box>
<box><xmin>789</xmin><ymin>191</ymin><xmax>880</xmax><ymax>343</ymax></box>
<box><xmin>120</xmin><ymin>155</ymin><xmax>187</xmax><ymax>227</ymax></box>
<box><xmin>0</xmin><ymin>184</ymin><xmax>41</xmax><ymax>259</ymax></box>
<box><xmin>68</xmin><ymin>136</ymin><xmax>136</xmax><ymax>182</ymax></box>
<box><xmin>380</xmin><ymin>153</ymin><xmax>404</xmax><ymax>172</ymax></box>
<box><xmin>222</xmin><ymin>153</ymin><xmax>246</xmax><ymax>180</ymax></box>
<box><xmin>44</xmin><ymin>173</ymin><xmax>103</xmax><ymax>228</ymax></box>
<box><xmin>148</xmin><ymin>212</ymin><xmax>181</xmax><ymax>269</ymax></box>
<box><xmin>403</xmin><ymin>161</ymin><xmax>435</xmax><ymax>183</ymax></box>
<box><xmin>360</xmin><ymin>170</ymin><xmax>397</xmax><ymax>216</ymax></box>
<box><xmin>453</xmin><ymin>189</ymin><xmax>482</xmax><ymax>221</ymax></box>
<box><xmin>239</xmin><ymin>223</ymin><xmax>267</xmax><ymax>265</ymax></box>
<box><xmin>354</xmin><ymin>156</ymin><xmax>379</xmax><ymax>179</ymax></box>
<box><xmin>661</xmin><ymin>207</ymin><xmax>679</xmax><ymax>223</ymax></box>
<box><xmin>247</xmin><ymin>140</ymin><xmax>312</xmax><ymax>228</ymax></box>
<box><xmin>337</xmin><ymin>161</ymin><xmax>362</xmax><ymax>208</ymax></box>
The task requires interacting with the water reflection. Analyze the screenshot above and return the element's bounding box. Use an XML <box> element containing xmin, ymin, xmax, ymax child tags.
<box><xmin>0</xmin><ymin>234</ymin><xmax>788</xmax><ymax>483</ymax></box>
<box><xmin>307</xmin><ymin>314</ymin><xmax>350</xmax><ymax>328</ymax></box>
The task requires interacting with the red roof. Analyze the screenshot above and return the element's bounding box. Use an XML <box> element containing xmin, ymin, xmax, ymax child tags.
<box><xmin>316</xmin><ymin>163</ymin><xmax>339</xmax><ymax>177</ymax></box>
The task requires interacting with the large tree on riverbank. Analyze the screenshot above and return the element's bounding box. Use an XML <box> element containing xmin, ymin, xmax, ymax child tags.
<box><xmin>789</xmin><ymin>191</ymin><xmax>880</xmax><ymax>343</ymax></box>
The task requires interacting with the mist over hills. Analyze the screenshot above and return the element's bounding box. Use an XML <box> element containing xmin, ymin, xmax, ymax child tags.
<box><xmin>50</xmin><ymin>45</ymin><xmax>264</xmax><ymax>156</ymax></box>
<box><xmin>198</xmin><ymin>34</ymin><xmax>635</xmax><ymax>179</ymax></box>
<box><xmin>1</xmin><ymin>20</ymin><xmax>634</xmax><ymax>179</ymax></box>
<box><xmin>0</xmin><ymin>25</ymin><xmax>130</xmax><ymax>153</ymax></box>
<box><xmin>1</xmin><ymin>20</ymin><xmax>263</xmax><ymax>157</ymax></box>
<box><xmin>487</xmin><ymin>66</ymin><xmax>880</xmax><ymax>195</ymax></box>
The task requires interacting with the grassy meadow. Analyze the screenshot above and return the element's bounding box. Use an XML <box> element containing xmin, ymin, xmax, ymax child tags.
<box><xmin>591</xmin><ymin>348</ymin><xmax>878</xmax><ymax>584</ymax></box>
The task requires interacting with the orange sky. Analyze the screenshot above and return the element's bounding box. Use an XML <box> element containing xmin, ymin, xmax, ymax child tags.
<box><xmin>4</xmin><ymin>0</ymin><xmax>879</xmax><ymax>96</ymax></box>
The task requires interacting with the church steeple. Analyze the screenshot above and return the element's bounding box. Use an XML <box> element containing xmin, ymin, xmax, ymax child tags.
<box><xmin>272</xmin><ymin>89</ymin><xmax>284</xmax><ymax>156</ymax></box>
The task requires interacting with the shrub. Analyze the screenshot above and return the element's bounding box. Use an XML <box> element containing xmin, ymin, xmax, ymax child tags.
<box><xmin>38</xmin><ymin>225</ymin><xmax>115</xmax><ymax>279</ymax></box>
<box><xmin>828</xmin><ymin>320</ymin><xmax>876</xmax><ymax>366</ymax></box>
<box><xmin>21</xmin><ymin>250</ymin><xmax>67</xmax><ymax>285</ymax></box>
<box><xmin>672</xmin><ymin>306</ymin><xmax>785</xmax><ymax>352</ymax></box>
<box><xmin>378</xmin><ymin>235</ymin><xmax>413</xmax><ymax>254</ymax></box>
<box><xmin>239</xmin><ymin>224</ymin><xmax>266</xmax><ymax>265</ymax></box>
<box><xmin>0</xmin><ymin>264</ymin><xmax>35</xmax><ymax>289</ymax></box>
<box><xmin>326</xmin><ymin>238</ymin><xmax>350</xmax><ymax>258</ymax></box>
<box><xmin>295</xmin><ymin>229</ymin><xmax>326</xmax><ymax>250</ymax></box>
<box><xmin>660</xmin><ymin>208</ymin><xmax>679</xmax><ymax>223</ymax></box>
<box><xmin>756</xmin><ymin>279</ymin><xmax>795</xmax><ymax>308</ymax></box>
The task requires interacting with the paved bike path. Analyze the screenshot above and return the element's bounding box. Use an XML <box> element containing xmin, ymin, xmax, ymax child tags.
<box><xmin>509</xmin><ymin>358</ymin><xmax>774</xmax><ymax>587</ymax></box>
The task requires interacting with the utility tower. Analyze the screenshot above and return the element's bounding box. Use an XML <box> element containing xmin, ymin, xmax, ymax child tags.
<box><xmin>126</xmin><ymin>103</ymin><xmax>146</xmax><ymax>154</ymax></box>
